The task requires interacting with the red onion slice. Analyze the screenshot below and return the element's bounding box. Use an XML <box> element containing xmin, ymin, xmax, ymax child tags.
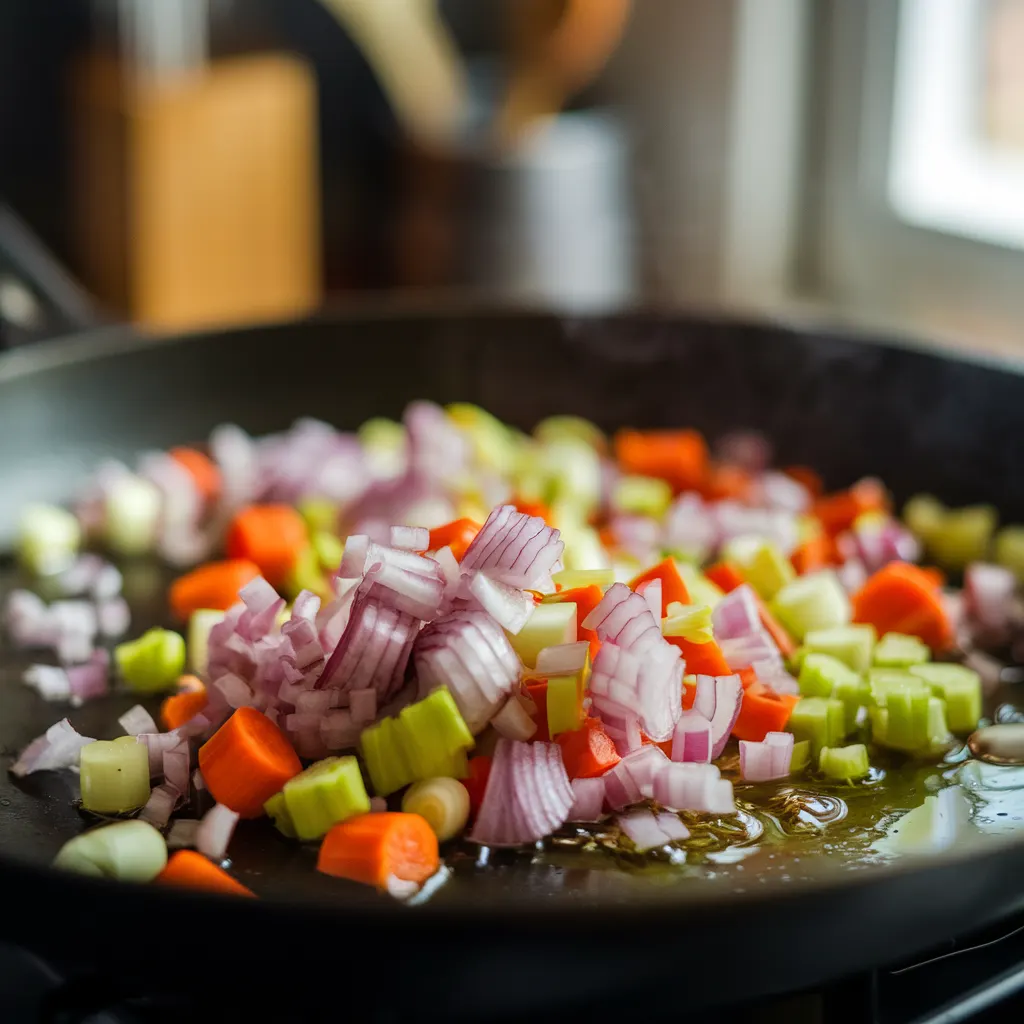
<box><xmin>568</xmin><ymin>777</ymin><xmax>606</xmax><ymax>821</ymax></box>
<box><xmin>602</xmin><ymin>745</ymin><xmax>670</xmax><ymax>810</ymax></box>
<box><xmin>663</xmin><ymin>494</ymin><xmax>719</xmax><ymax>560</ymax></box>
<box><xmin>118</xmin><ymin>704</ymin><xmax>158</xmax><ymax>737</ymax></box>
<box><xmin>139</xmin><ymin>784</ymin><xmax>180</xmax><ymax>828</ymax></box>
<box><xmin>390</xmin><ymin>526</ymin><xmax>429</xmax><ymax>551</ymax></box>
<box><xmin>10</xmin><ymin>718</ymin><xmax>95</xmax><ymax>777</ymax></box>
<box><xmin>459</xmin><ymin>505</ymin><xmax>564</xmax><ymax>590</ymax></box>
<box><xmin>66</xmin><ymin>649</ymin><xmax>111</xmax><ymax>703</ymax></box>
<box><xmin>162</xmin><ymin>742</ymin><xmax>190</xmax><ymax>798</ymax></box>
<box><xmin>652</xmin><ymin>761</ymin><xmax>736</xmax><ymax>814</ymax></box>
<box><xmin>196</xmin><ymin>802</ymin><xmax>240</xmax><ymax>861</ymax></box>
<box><xmin>321</xmin><ymin>708</ymin><xmax>361</xmax><ymax>751</ymax></box>
<box><xmin>711</xmin><ymin>584</ymin><xmax>762</xmax><ymax>641</ymax></box>
<box><xmin>692</xmin><ymin>674</ymin><xmax>743</xmax><ymax>759</ymax></box>
<box><xmin>671</xmin><ymin>713</ymin><xmax>713</xmax><ymax>763</ymax></box>
<box><xmin>589</xmin><ymin>640</ymin><xmax>682</xmax><ymax>743</ymax></box>
<box><xmin>466</xmin><ymin>572</ymin><xmax>534</xmax><ymax>634</ymax></box>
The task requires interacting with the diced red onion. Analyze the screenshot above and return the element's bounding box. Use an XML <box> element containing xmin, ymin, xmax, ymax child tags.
<box><xmin>604</xmin><ymin>514</ymin><xmax>660</xmax><ymax>563</ymax></box>
<box><xmin>671</xmin><ymin>713</ymin><xmax>712</xmax><ymax>763</ymax></box>
<box><xmin>349</xmin><ymin>687</ymin><xmax>377</xmax><ymax>724</ymax></box>
<box><xmin>136</xmin><ymin>731</ymin><xmax>184</xmax><ymax>776</ymax></box>
<box><xmin>766</xmin><ymin>731</ymin><xmax>794</xmax><ymax>776</ymax></box>
<box><xmin>209</xmin><ymin>424</ymin><xmax>258</xmax><ymax>511</ymax></box>
<box><xmin>97</xmin><ymin>597</ymin><xmax>131</xmax><ymax>638</ymax></box>
<box><xmin>491</xmin><ymin>697</ymin><xmax>538</xmax><ymax>741</ymax></box>
<box><xmin>118</xmin><ymin>704</ymin><xmax>158</xmax><ymax>736</ymax></box>
<box><xmin>583</xmin><ymin>583</ymin><xmax>664</xmax><ymax>657</ymax></box>
<box><xmin>740</xmin><ymin>730</ymin><xmax>793</xmax><ymax>782</ymax></box>
<box><xmin>655</xmin><ymin>811</ymin><xmax>691</xmax><ymax>841</ymax></box>
<box><xmin>568</xmin><ymin>777</ymin><xmax>606</xmax><ymax>821</ymax></box>
<box><xmin>73</xmin><ymin>459</ymin><xmax>130</xmax><ymax>539</ymax></box>
<box><xmin>405</xmin><ymin>401</ymin><xmax>471</xmax><ymax>485</ymax></box>
<box><xmin>10</xmin><ymin>718</ymin><xmax>95</xmax><ymax>777</ymax></box>
<box><xmin>837</xmin><ymin>558</ymin><xmax>869</xmax><ymax>594</ymax></box>
<box><xmin>843</xmin><ymin>518</ymin><xmax>921</xmax><ymax>574</ymax></box>
<box><xmin>602</xmin><ymin>746</ymin><xmax>670</xmax><ymax>810</ymax></box>
<box><xmin>711</xmin><ymin>584</ymin><xmax>762</xmax><ymax>641</ymax></box>
<box><xmin>414</xmin><ymin>609</ymin><xmax>521</xmax><ymax>733</ymax></box>
<box><xmin>432</xmin><ymin>545</ymin><xmax>461</xmax><ymax>589</ymax></box>
<box><xmin>692</xmin><ymin>674</ymin><xmax>744</xmax><ymax>758</ymax></box>
<box><xmin>196</xmin><ymin>802</ymin><xmax>240</xmax><ymax>861</ymax></box>
<box><xmin>617</xmin><ymin>808</ymin><xmax>674</xmax><ymax>852</ymax></box>
<box><xmin>167</xmin><ymin>818</ymin><xmax>200</xmax><ymax>849</ymax></box>
<box><xmin>750</xmin><ymin>657</ymin><xmax>799</xmax><ymax>695</ymax></box>
<box><xmin>66</xmin><ymin>649</ymin><xmax>111</xmax><ymax>703</ymax></box>
<box><xmin>459</xmin><ymin>505</ymin><xmax>565</xmax><ymax>590</ymax></box>
<box><xmin>589</xmin><ymin>640</ymin><xmax>682</xmax><ymax>742</ymax></box>
<box><xmin>139</xmin><ymin>451</ymin><xmax>210</xmax><ymax>567</ymax></box>
<box><xmin>535</xmin><ymin>641</ymin><xmax>590</xmax><ymax>676</ymax></box>
<box><xmin>653</xmin><ymin>761</ymin><xmax>736</xmax><ymax>814</ymax></box>
<box><xmin>22</xmin><ymin>665</ymin><xmax>71</xmax><ymax>702</ymax></box>
<box><xmin>719</xmin><ymin>630</ymin><xmax>779</xmax><ymax>670</ymax></box>
<box><xmin>390</xmin><ymin>526</ymin><xmax>429</xmax><ymax>551</ymax></box>
<box><xmin>713</xmin><ymin>502</ymin><xmax>798</xmax><ymax>556</ymax></box>
<box><xmin>715</xmin><ymin>431</ymin><xmax>772</xmax><ymax>473</ymax></box>
<box><xmin>466</xmin><ymin>572</ymin><xmax>534</xmax><ymax>634</ymax></box>
<box><xmin>162</xmin><ymin>742</ymin><xmax>190</xmax><ymax>797</ymax></box>
<box><xmin>469</xmin><ymin>738</ymin><xmax>573</xmax><ymax>847</ymax></box>
<box><xmin>965</xmin><ymin>563</ymin><xmax>1016</xmax><ymax>636</ymax></box>
<box><xmin>637</xmin><ymin>578</ymin><xmax>662</xmax><ymax>621</ymax></box>
<box><xmin>294</xmin><ymin>690</ymin><xmax>334</xmax><ymax>715</ymax></box>
<box><xmin>321</xmin><ymin>709</ymin><xmax>361</xmax><ymax>750</ymax></box>
<box><xmin>756</xmin><ymin>472</ymin><xmax>811</xmax><ymax>514</ymax></box>
<box><xmin>662</xmin><ymin>494</ymin><xmax>718</xmax><ymax>560</ymax></box>
<box><xmin>192</xmin><ymin>768</ymin><xmax>206</xmax><ymax>791</ymax></box>
<box><xmin>139</xmin><ymin>784</ymin><xmax>180</xmax><ymax>828</ymax></box>
<box><xmin>55</xmin><ymin>555</ymin><xmax>123</xmax><ymax>600</ymax></box>
<box><xmin>214</xmin><ymin>673</ymin><xmax>255</xmax><ymax>709</ymax></box>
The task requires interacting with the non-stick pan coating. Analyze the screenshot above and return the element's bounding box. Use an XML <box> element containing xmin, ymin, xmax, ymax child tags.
<box><xmin>2</xmin><ymin>307</ymin><xmax>1024</xmax><ymax>1016</ymax></box>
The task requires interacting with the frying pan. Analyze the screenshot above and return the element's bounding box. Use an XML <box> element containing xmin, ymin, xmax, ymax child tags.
<box><xmin>3</xmin><ymin>213</ymin><xmax>1024</xmax><ymax>1021</ymax></box>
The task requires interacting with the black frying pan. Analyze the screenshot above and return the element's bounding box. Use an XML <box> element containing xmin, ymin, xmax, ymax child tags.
<box><xmin>3</xmin><ymin>209</ymin><xmax>1024</xmax><ymax>1022</ymax></box>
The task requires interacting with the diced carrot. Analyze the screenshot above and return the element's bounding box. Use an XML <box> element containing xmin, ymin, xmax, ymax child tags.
<box><xmin>666</xmin><ymin>636</ymin><xmax>732</xmax><ymax>676</ymax></box>
<box><xmin>550</xmin><ymin>584</ymin><xmax>603</xmax><ymax>656</ymax></box>
<box><xmin>225</xmin><ymin>505</ymin><xmax>309</xmax><ymax>586</ymax></box>
<box><xmin>704</xmin><ymin>561</ymin><xmax>746</xmax><ymax>594</ymax></box>
<box><xmin>169</xmin><ymin>447</ymin><xmax>221</xmax><ymax>504</ymax></box>
<box><xmin>317</xmin><ymin>812</ymin><xmax>439</xmax><ymax>889</ymax></box>
<box><xmin>738</xmin><ymin>667</ymin><xmax>758</xmax><ymax>689</ymax></box>
<box><xmin>462</xmin><ymin>756</ymin><xmax>492</xmax><ymax>820</ymax></box>
<box><xmin>784</xmin><ymin>465</ymin><xmax>824</xmax><ymax>497</ymax></box>
<box><xmin>524</xmin><ymin>680</ymin><xmax>550</xmax><ymax>741</ymax></box>
<box><xmin>756</xmin><ymin>595</ymin><xmax>797</xmax><ymax>660</ymax></box>
<box><xmin>512</xmin><ymin>499</ymin><xmax>555</xmax><ymax>525</ymax></box>
<box><xmin>198</xmin><ymin>707</ymin><xmax>302</xmax><ymax>818</ymax></box>
<box><xmin>813</xmin><ymin>478</ymin><xmax>890</xmax><ymax>536</ymax></box>
<box><xmin>614</xmin><ymin>428</ymin><xmax>709</xmax><ymax>494</ymax></box>
<box><xmin>732</xmin><ymin>682</ymin><xmax>799</xmax><ymax>742</ymax></box>
<box><xmin>920</xmin><ymin>567</ymin><xmax>946</xmax><ymax>589</ymax></box>
<box><xmin>629</xmin><ymin>557</ymin><xmax>690</xmax><ymax>615</ymax></box>
<box><xmin>851</xmin><ymin>562</ymin><xmax>954</xmax><ymax>651</ymax></box>
<box><xmin>160</xmin><ymin>680</ymin><xmax>209</xmax><ymax>731</ymax></box>
<box><xmin>598</xmin><ymin>525</ymin><xmax>618</xmax><ymax>550</ymax></box>
<box><xmin>428</xmin><ymin>518</ymin><xmax>482</xmax><ymax>561</ymax></box>
<box><xmin>157</xmin><ymin>850</ymin><xmax>254</xmax><ymax>897</ymax></box>
<box><xmin>557</xmin><ymin>717</ymin><xmax>620</xmax><ymax>778</ymax></box>
<box><xmin>790</xmin><ymin>534</ymin><xmax>833</xmax><ymax>575</ymax></box>
<box><xmin>169</xmin><ymin>559</ymin><xmax>261</xmax><ymax>620</ymax></box>
<box><xmin>701</xmin><ymin>463</ymin><xmax>754</xmax><ymax>503</ymax></box>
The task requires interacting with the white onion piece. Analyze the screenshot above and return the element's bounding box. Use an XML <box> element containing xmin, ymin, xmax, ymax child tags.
<box><xmin>459</xmin><ymin>505</ymin><xmax>565</xmax><ymax>590</ymax></box>
<box><xmin>10</xmin><ymin>718</ymin><xmax>95</xmax><ymax>777</ymax></box>
<box><xmin>693</xmin><ymin>674</ymin><xmax>744</xmax><ymax>759</ymax></box>
<box><xmin>139</xmin><ymin>784</ymin><xmax>180</xmax><ymax>828</ymax></box>
<box><xmin>535</xmin><ymin>641</ymin><xmax>590</xmax><ymax>676</ymax></box>
<box><xmin>466</xmin><ymin>572</ymin><xmax>534</xmax><ymax>634</ymax></box>
<box><xmin>671</xmin><ymin>713</ymin><xmax>712</xmax><ymax>763</ymax></box>
<box><xmin>196</xmin><ymin>803</ymin><xmax>240</xmax><ymax>861</ymax></box>
<box><xmin>491</xmin><ymin>697</ymin><xmax>537</xmax><ymax>741</ymax></box>
<box><xmin>568</xmin><ymin>777</ymin><xmax>606</xmax><ymax>821</ymax></box>
<box><xmin>22</xmin><ymin>665</ymin><xmax>71</xmax><ymax>702</ymax></box>
<box><xmin>118</xmin><ymin>704</ymin><xmax>158</xmax><ymax>737</ymax></box>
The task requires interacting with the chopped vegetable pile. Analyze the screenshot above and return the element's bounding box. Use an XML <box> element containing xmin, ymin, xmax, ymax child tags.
<box><xmin>6</xmin><ymin>405</ymin><xmax>1022</xmax><ymax>899</ymax></box>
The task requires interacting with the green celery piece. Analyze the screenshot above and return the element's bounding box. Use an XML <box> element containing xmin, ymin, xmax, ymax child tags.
<box><xmin>787</xmin><ymin>646</ymin><xmax>809</xmax><ymax>674</ymax></box>
<box><xmin>448</xmin><ymin>403</ymin><xmax>521</xmax><ymax>474</ymax></box>
<box><xmin>798</xmin><ymin>653</ymin><xmax>861</xmax><ymax>699</ymax></box>
<box><xmin>188</xmin><ymin>608</ymin><xmax>224</xmax><ymax>676</ymax></box>
<box><xmin>721</xmin><ymin>535</ymin><xmax>762</xmax><ymax>572</ymax></box>
<box><xmin>868</xmin><ymin>668</ymin><xmax>918</xmax><ymax>690</ymax></box>
<box><xmin>818</xmin><ymin>744</ymin><xmax>870</xmax><ymax>781</ymax></box>
<box><xmin>115</xmin><ymin>628</ymin><xmax>186</xmax><ymax>694</ymax></box>
<box><xmin>927</xmin><ymin>696</ymin><xmax>951</xmax><ymax>752</ymax></box>
<box><xmin>559</xmin><ymin>525</ymin><xmax>613</xmax><ymax>573</ymax></box>
<box><xmin>790</xmin><ymin>739</ymin><xmax>811</xmax><ymax>773</ymax></box>
<box><xmin>399</xmin><ymin>688</ymin><xmax>474</xmax><ymax>780</ymax></box>
<box><xmin>313</xmin><ymin>532</ymin><xmax>345</xmax><ymax>573</ymax></box>
<box><xmin>360</xmin><ymin>716</ymin><xmax>413</xmax><ymax>796</ymax></box>
<box><xmin>80</xmin><ymin>736</ymin><xmax>151</xmax><ymax>813</ymax></box>
<box><xmin>994</xmin><ymin>526</ymin><xmax>1024</xmax><ymax>582</ymax></box>
<box><xmin>803</xmin><ymin>625</ymin><xmax>877</xmax><ymax>674</ymax></box>
<box><xmin>17</xmin><ymin>503</ymin><xmax>81</xmax><ymax>576</ymax></box>
<box><xmin>662</xmin><ymin>603</ymin><xmax>714</xmax><ymax>644</ymax></box>
<box><xmin>612</xmin><ymin>475</ymin><xmax>673</xmax><ymax>517</ymax></box>
<box><xmin>282</xmin><ymin>756</ymin><xmax>370</xmax><ymax>841</ymax></box>
<box><xmin>538</xmin><ymin>438</ymin><xmax>602</xmax><ymax>511</ymax></box>
<box><xmin>908</xmin><ymin>663</ymin><xmax>983</xmax><ymax>733</ymax></box>
<box><xmin>282</xmin><ymin>545</ymin><xmax>328</xmax><ymax>602</ymax></box>
<box><xmin>903</xmin><ymin>494</ymin><xmax>945</xmax><ymax>544</ymax></box>
<box><xmin>743</xmin><ymin>542</ymin><xmax>796</xmax><ymax>602</ymax></box>
<box><xmin>264</xmin><ymin>791</ymin><xmax>297</xmax><ymax>838</ymax></box>
<box><xmin>927</xmin><ymin>505</ymin><xmax>997</xmax><ymax>570</ymax></box>
<box><xmin>54</xmin><ymin>820</ymin><xmax>167</xmax><ymax>881</ymax></box>
<box><xmin>297</xmin><ymin>498</ymin><xmax>339</xmax><ymax>536</ymax></box>
<box><xmin>769</xmin><ymin>572</ymin><xmax>851</xmax><ymax>642</ymax></box>
<box><xmin>873</xmin><ymin>632</ymin><xmax>930</xmax><ymax>669</ymax></box>
<box><xmin>872</xmin><ymin>679</ymin><xmax>931</xmax><ymax>752</ymax></box>
<box><xmin>834</xmin><ymin>675</ymin><xmax>869</xmax><ymax>733</ymax></box>
<box><xmin>533</xmin><ymin>414</ymin><xmax>606</xmax><ymax>451</ymax></box>
<box><xmin>552</xmin><ymin>568</ymin><xmax>614</xmax><ymax>590</ymax></box>
<box><xmin>547</xmin><ymin>674</ymin><xmax>583</xmax><ymax>736</ymax></box>
<box><xmin>509</xmin><ymin>602</ymin><xmax>577</xmax><ymax>669</ymax></box>
<box><xmin>787</xmin><ymin>697</ymin><xmax>846</xmax><ymax>757</ymax></box>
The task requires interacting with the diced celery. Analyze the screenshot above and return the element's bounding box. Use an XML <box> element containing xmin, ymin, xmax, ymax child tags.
<box><xmin>552</xmin><ymin>568</ymin><xmax>615</xmax><ymax>590</ymax></box>
<box><xmin>282</xmin><ymin>756</ymin><xmax>370</xmax><ymax>840</ymax></box>
<box><xmin>928</xmin><ymin>505</ymin><xmax>997</xmax><ymax>570</ymax></box>
<box><xmin>358</xmin><ymin>418</ymin><xmax>406</xmax><ymax>478</ymax></box>
<box><xmin>509</xmin><ymin>602</ymin><xmax>577</xmax><ymax>669</ymax></box>
<box><xmin>115</xmin><ymin>628</ymin><xmax>186</xmax><ymax>693</ymax></box>
<box><xmin>675</xmin><ymin>561</ymin><xmax>725</xmax><ymax>609</ymax></box>
<box><xmin>721</xmin><ymin>535</ymin><xmax>763</xmax><ymax>571</ymax></box>
<box><xmin>908</xmin><ymin>663</ymin><xmax>982</xmax><ymax>733</ymax></box>
<box><xmin>787</xmin><ymin>697</ymin><xmax>846</xmax><ymax>756</ymax></box>
<box><xmin>283</xmin><ymin>545</ymin><xmax>331</xmax><ymax>602</ymax></box>
<box><xmin>873</xmin><ymin>632</ymin><xmax>930</xmax><ymax>669</ymax></box>
<box><xmin>80</xmin><ymin>736</ymin><xmax>151</xmax><ymax>813</ymax></box>
<box><xmin>533</xmin><ymin>415</ymin><xmax>606</xmax><ymax>451</ymax></box>
<box><xmin>994</xmin><ymin>526</ymin><xmax>1024</xmax><ymax>582</ymax></box>
<box><xmin>798</xmin><ymin>653</ymin><xmax>861</xmax><ymax>699</ymax></box>
<box><xmin>188</xmin><ymin>608</ymin><xmax>224</xmax><ymax>677</ymax></box>
<box><xmin>869</xmin><ymin>676</ymin><xmax>931</xmax><ymax>752</ymax></box>
<box><xmin>803</xmin><ymin>625</ymin><xmax>876</xmax><ymax>674</ymax></box>
<box><xmin>788</xmin><ymin>646</ymin><xmax>809</xmax><ymax>673</ymax></box>
<box><xmin>662</xmin><ymin>603</ymin><xmax>714</xmax><ymax>644</ymax></box>
<box><xmin>770</xmin><ymin>572</ymin><xmax>850</xmax><ymax>641</ymax></box>
<box><xmin>833</xmin><ymin>675</ymin><xmax>870</xmax><ymax>733</ymax></box>
<box><xmin>819</xmin><ymin>744</ymin><xmax>870</xmax><ymax>781</ymax></box>
<box><xmin>538</xmin><ymin>438</ymin><xmax>602</xmax><ymax>512</ymax></box>
<box><xmin>54</xmin><ymin>820</ymin><xmax>167</xmax><ymax>881</ymax></box>
<box><xmin>743</xmin><ymin>542</ymin><xmax>796</xmax><ymax>602</ymax></box>
<box><xmin>547</xmin><ymin>674</ymin><xmax>583</xmax><ymax>736</ymax></box>
<box><xmin>612</xmin><ymin>475</ymin><xmax>673</xmax><ymax>517</ymax></box>
<box><xmin>790</xmin><ymin>739</ymin><xmax>811</xmax><ymax>772</ymax></box>
<box><xmin>17</xmin><ymin>503</ymin><xmax>81</xmax><ymax>576</ymax></box>
<box><xmin>313</xmin><ymin>531</ymin><xmax>345</xmax><ymax>573</ymax></box>
<box><xmin>903</xmin><ymin>494</ymin><xmax>945</xmax><ymax>544</ymax></box>
<box><xmin>297</xmin><ymin>499</ymin><xmax>339</xmax><ymax>536</ymax></box>
<box><xmin>869</xmin><ymin>668</ymin><xmax>918</xmax><ymax>688</ymax></box>
<box><xmin>104</xmin><ymin>475</ymin><xmax>161</xmax><ymax>556</ymax></box>
<box><xmin>264</xmin><ymin>791</ymin><xmax>297</xmax><ymax>838</ymax></box>
<box><xmin>927</xmin><ymin>696</ymin><xmax>951</xmax><ymax>751</ymax></box>
<box><xmin>360</xmin><ymin>715</ymin><xmax>414</xmax><ymax>796</ymax></box>
<box><xmin>447</xmin><ymin>403</ymin><xmax>520</xmax><ymax>474</ymax></box>
<box><xmin>398</xmin><ymin>688</ymin><xmax>474</xmax><ymax>781</ymax></box>
<box><xmin>559</xmin><ymin>526</ymin><xmax>613</xmax><ymax>572</ymax></box>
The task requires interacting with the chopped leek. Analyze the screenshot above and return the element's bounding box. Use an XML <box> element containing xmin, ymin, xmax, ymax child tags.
<box><xmin>552</xmin><ymin>568</ymin><xmax>614</xmax><ymax>590</ymax></box>
<box><xmin>509</xmin><ymin>602</ymin><xmax>577</xmax><ymax>669</ymax></box>
<box><xmin>264</xmin><ymin>791</ymin><xmax>297</xmax><ymax>838</ymax></box>
<box><xmin>819</xmin><ymin>744</ymin><xmax>870</xmax><ymax>781</ymax></box>
<box><xmin>662</xmin><ymin>603</ymin><xmax>714</xmax><ymax>644</ymax></box>
<box><xmin>994</xmin><ymin>526</ymin><xmax>1024</xmax><ymax>581</ymax></box>
<box><xmin>612</xmin><ymin>475</ymin><xmax>673</xmax><ymax>517</ymax></box>
<box><xmin>787</xmin><ymin>697</ymin><xmax>846</xmax><ymax>757</ymax></box>
<box><xmin>928</xmin><ymin>505</ymin><xmax>997</xmax><ymax>570</ymax></box>
<box><xmin>115</xmin><ymin>628</ymin><xmax>186</xmax><ymax>693</ymax></box>
<box><xmin>908</xmin><ymin>663</ymin><xmax>982</xmax><ymax>733</ymax></box>
<box><xmin>188</xmin><ymin>609</ymin><xmax>224</xmax><ymax>676</ymax></box>
<box><xmin>17</xmin><ymin>503</ymin><xmax>81</xmax><ymax>576</ymax></box>
<box><xmin>742</xmin><ymin>542</ymin><xmax>795</xmax><ymax>602</ymax></box>
<box><xmin>402</xmin><ymin>777</ymin><xmax>470</xmax><ymax>842</ymax></box>
<box><xmin>281</xmin><ymin>756</ymin><xmax>370</xmax><ymax>840</ymax></box>
<box><xmin>873</xmin><ymin>632</ymin><xmax>930</xmax><ymax>669</ymax></box>
<box><xmin>103</xmin><ymin>474</ymin><xmax>161</xmax><ymax>556</ymax></box>
<box><xmin>54</xmin><ymin>820</ymin><xmax>167</xmax><ymax>881</ymax></box>
<box><xmin>798</xmin><ymin>653</ymin><xmax>860</xmax><ymax>699</ymax></box>
<box><xmin>80</xmin><ymin>736</ymin><xmax>151</xmax><ymax>813</ymax></box>
<box><xmin>546</xmin><ymin>674</ymin><xmax>583</xmax><ymax>736</ymax></box>
<box><xmin>769</xmin><ymin>571</ymin><xmax>850</xmax><ymax>641</ymax></box>
<box><xmin>802</xmin><ymin>624</ymin><xmax>876</xmax><ymax>674</ymax></box>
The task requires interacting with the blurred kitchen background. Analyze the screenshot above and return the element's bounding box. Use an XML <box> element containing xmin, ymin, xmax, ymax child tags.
<box><xmin>2</xmin><ymin>0</ymin><xmax>1024</xmax><ymax>352</ymax></box>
